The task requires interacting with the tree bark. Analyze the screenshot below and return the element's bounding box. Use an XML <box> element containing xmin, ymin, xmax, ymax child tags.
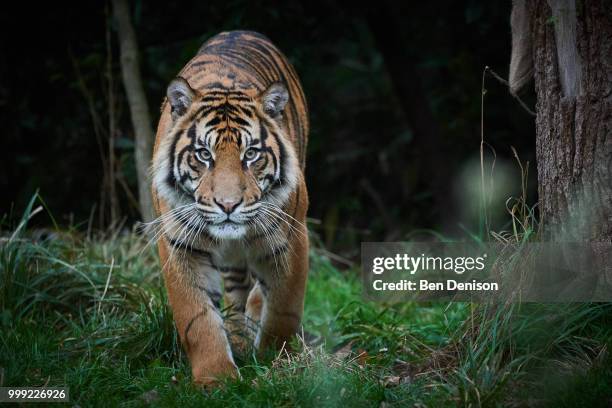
<box><xmin>529</xmin><ymin>0</ymin><xmax>611</xmax><ymax>242</ymax></box>
<box><xmin>112</xmin><ymin>0</ymin><xmax>155</xmax><ymax>222</ymax></box>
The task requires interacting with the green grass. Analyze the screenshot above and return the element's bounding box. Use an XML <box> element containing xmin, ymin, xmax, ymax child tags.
<box><xmin>1</xmin><ymin>199</ymin><xmax>611</xmax><ymax>407</ymax></box>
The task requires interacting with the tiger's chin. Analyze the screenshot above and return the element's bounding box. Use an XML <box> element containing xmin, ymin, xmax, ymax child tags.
<box><xmin>207</xmin><ymin>222</ymin><xmax>248</xmax><ymax>240</ymax></box>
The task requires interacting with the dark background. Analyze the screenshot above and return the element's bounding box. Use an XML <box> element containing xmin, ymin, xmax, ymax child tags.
<box><xmin>0</xmin><ymin>1</ymin><xmax>536</xmax><ymax>255</ymax></box>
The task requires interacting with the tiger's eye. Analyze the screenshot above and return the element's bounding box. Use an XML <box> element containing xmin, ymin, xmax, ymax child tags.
<box><xmin>244</xmin><ymin>148</ymin><xmax>258</xmax><ymax>161</ymax></box>
<box><xmin>196</xmin><ymin>148</ymin><xmax>212</xmax><ymax>162</ymax></box>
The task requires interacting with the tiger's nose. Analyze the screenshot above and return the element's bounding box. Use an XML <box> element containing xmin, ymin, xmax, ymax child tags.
<box><xmin>214</xmin><ymin>197</ymin><xmax>242</xmax><ymax>214</ymax></box>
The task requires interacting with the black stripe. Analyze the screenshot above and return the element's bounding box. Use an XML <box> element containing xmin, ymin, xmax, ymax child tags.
<box><xmin>239</xmin><ymin>106</ymin><xmax>253</xmax><ymax>118</ymax></box>
<box><xmin>216</xmin><ymin>51</ymin><xmax>270</xmax><ymax>86</ymax></box>
<box><xmin>239</xmin><ymin>42</ymin><xmax>282</xmax><ymax>84</ymax></box>
<box><xmin>260</xmin><ymin>125</ymin><xmax>280</xmax><ymax>187</ymax></box>
<box><xmin>166</xmin><ymin>236</ymin><xmax>212</xmax><ymax>258</ymax></box>
<box><xmin>217</xmin><ymin>265</ymin><xmax>247</xmax><ymax>274</ymax></box>
<box><xmin>201</xmin><ymin>91</ymin><xmax>231</xmax><ymax>97</ymax></box>
<box><xmin>224</xmin><ymin>274</ymin><xmax>247</xmax><ymax>285</ymax></box>
<box><xmin>257</xmin><ymin>278</ymin><xmax>269</xmax><ymax>296</ymax></box>
<box><xmin>184</xmin><ymin>310</ymin><xmax>207</xmax><ymax>344</ymax></box>
<box><xmin>200</xmin><ymin>95</ymin><xmax>225</xmax><ymax>102</ymax></box>
<box><xmin>225</xmin><ymin>282</ymin><xmax>252</xmax><ymax>293</ymax></box>
<box><xmin>194</xmin><ymin>105</ymin><xmax>217</xmax><ymax>118</ymax></box>
<box><xmin>203</xmin><ymin>81</ymin><xmax>228</xmax><ymax>90</ymax></box>
<box><xmin>232</xmin><ymin>115</ymin><xmax>250</xmax><ymax>127</ymax></box>
<box><xmin>259</xmin><ymin>242</ymin><xmax>289</xmax><ymax>263</ymax></box>
<box><xmin>198</xmin><ymin>287</ymin><xmax>222</xmax><ymax>309</ymax></box>
<box><xmin>218</xmin><ymin>266</ymin><xmax>248</xmax><ymax>284</ymax></box>
<box><xmin>252</xmin><ymin>37</ymin><xmax>301</xmax><ymax>87</ymax></box>
<box><xmin>222</xmin><ymin>102</ymin><xmax>240</xmax><ymax>114</ymax></box>
<box><xmin>187</xmin><ymin>155</ymin><xmax>199</xmax><ymax>172</ymax></box>
<box><xmin>166</xmin><ymin>129</ymin><xmax>183</xmax><ymax>189</ymax></box>
<box><xmin>205</xmin><ymin>116</ymin><xmax>221</xmax><ymax>127</ymax></box>
<box><xmin>190</xmin><ymin>59</ymin><xmax>212</xmax><ymax>68</ymax></box>
<box><xmin>187</xmin><ymin>124</ymin><xmax>197</xmax><ymax>140</ymax></box>
<box><xmin>222</xmin><ymin>48</ymin><xmax>274</xmax><ymax>85</ymax></box>
<box><xmin>227</xmin><ymin>96</ymin><xmax>252</xmax><ymax>102</ymax></box>
<box><xmin>269</xmin><ymin>129</ymin><xmax>285</xmax><ymax>187</ymax></box>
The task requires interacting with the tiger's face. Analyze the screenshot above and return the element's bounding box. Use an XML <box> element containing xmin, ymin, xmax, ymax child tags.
<box><xmin>153</xmin><ymin>78</ymin><xmax>299</xmax><ymax>240</ymax></box>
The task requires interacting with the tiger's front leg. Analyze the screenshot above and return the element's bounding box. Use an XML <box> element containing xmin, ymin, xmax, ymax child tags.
<box><xmin>249</xmin><ymin>223</ymin><xmax>309</xmax><ymax>351</ymax></box>
<box><xmin>219</xmin><ymin>265</ymin><xmax>254</xmax><ymax>356</ymax></box>
<box><xmin>158</xmin><ymin>237</ymin><xmax>238</xmax><ymax>387</ymax></box>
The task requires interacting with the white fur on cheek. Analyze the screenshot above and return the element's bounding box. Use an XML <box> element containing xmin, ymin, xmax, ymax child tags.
<box><xmin>152</xmin><ymin>127</ymin><xmax>192</xmax><ymax>210</ymax></box>
<box><xmin>266</xmin><ymin>129</ymin><xmax>299</xmax><ymax>209</ymax></box>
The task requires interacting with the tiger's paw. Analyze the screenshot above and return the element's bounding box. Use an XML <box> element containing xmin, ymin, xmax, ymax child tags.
<box><xmin>192</xmin><ymin>360</ymin><xmax>240</xmax><ymax>389</ymax></box>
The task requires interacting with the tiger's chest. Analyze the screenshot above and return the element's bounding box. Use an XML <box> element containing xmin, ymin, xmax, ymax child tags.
<box><xmin>209</xmin><ymin>241</ymin><xmax>250</xmax><ymax>268</ymax></box>
<box><xmin>206</xmin><ymin>240</ymin><xmax>275</xmax><ymax>277</ymax></box>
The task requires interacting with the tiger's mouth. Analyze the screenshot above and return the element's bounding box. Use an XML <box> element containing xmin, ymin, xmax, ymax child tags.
<box><xmin>207</xmin><ymin>221</ymin><xmax>248</xmax><ymax>240</ymax></box>
<box><xmin>220</xmin><ymin>219</ymin><xmax>239</xmax><ymax>224</ymax></box>
<box><xmin>206</xmin><ymin>204</ymin><xmax>259</xmax><ymax>225</ymax></box>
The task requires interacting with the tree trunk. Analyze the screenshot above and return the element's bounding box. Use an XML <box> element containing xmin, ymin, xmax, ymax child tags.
<box><xmin>529</xmin><ymin>0</ymin><xmax>611</xmax><ymax>242</ymax></box>
<box><xmin>112</xmin><ymin>0</ymin><xmax>155</xmax><ymax>222</ymax></box>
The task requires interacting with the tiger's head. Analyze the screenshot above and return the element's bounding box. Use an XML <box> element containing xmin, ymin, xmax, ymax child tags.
<box><xmin>152</xmin><ymin>77</ymin><xmax>299</xmax><ymax>240</ymax></box>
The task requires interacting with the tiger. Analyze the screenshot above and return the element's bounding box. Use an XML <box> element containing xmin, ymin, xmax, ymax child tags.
<box><xmin>151</xmin><ymin>30</ymin><xmax>309</xmax><ymax>387</ymax></box>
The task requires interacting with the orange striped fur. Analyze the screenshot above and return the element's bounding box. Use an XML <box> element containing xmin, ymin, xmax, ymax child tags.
<box><xmin>150</xmin><ymin>31</ymin><xmax>309</xmax><ymax>387</ymax></box>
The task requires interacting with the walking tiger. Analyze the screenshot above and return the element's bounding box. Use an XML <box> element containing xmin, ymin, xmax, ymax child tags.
<box><xmin>151</xmin><ymin>30</ymin><xmax>309</xmax><ymax>387</ymax></box>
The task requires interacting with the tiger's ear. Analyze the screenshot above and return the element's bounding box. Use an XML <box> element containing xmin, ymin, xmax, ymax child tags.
<box><xmin>167</xmin><ymin>77</ymin><xmax>195</xmax><ymax>120</ymax></box>
<box><xmin>261</xmin><ymin>82</ymin><xmax>289</xmax><ymax>118</ymax></box>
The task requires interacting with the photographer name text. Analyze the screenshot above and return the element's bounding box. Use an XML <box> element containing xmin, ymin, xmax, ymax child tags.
<box><xmin>370</xmin><ymin>253</ymin><xmax>499</xmax><ymax>292</ymax></box>
<box><xmin>372</xmin><ymin>279</ymin><xmax>498</xmax><ymax>291</ymax></box>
